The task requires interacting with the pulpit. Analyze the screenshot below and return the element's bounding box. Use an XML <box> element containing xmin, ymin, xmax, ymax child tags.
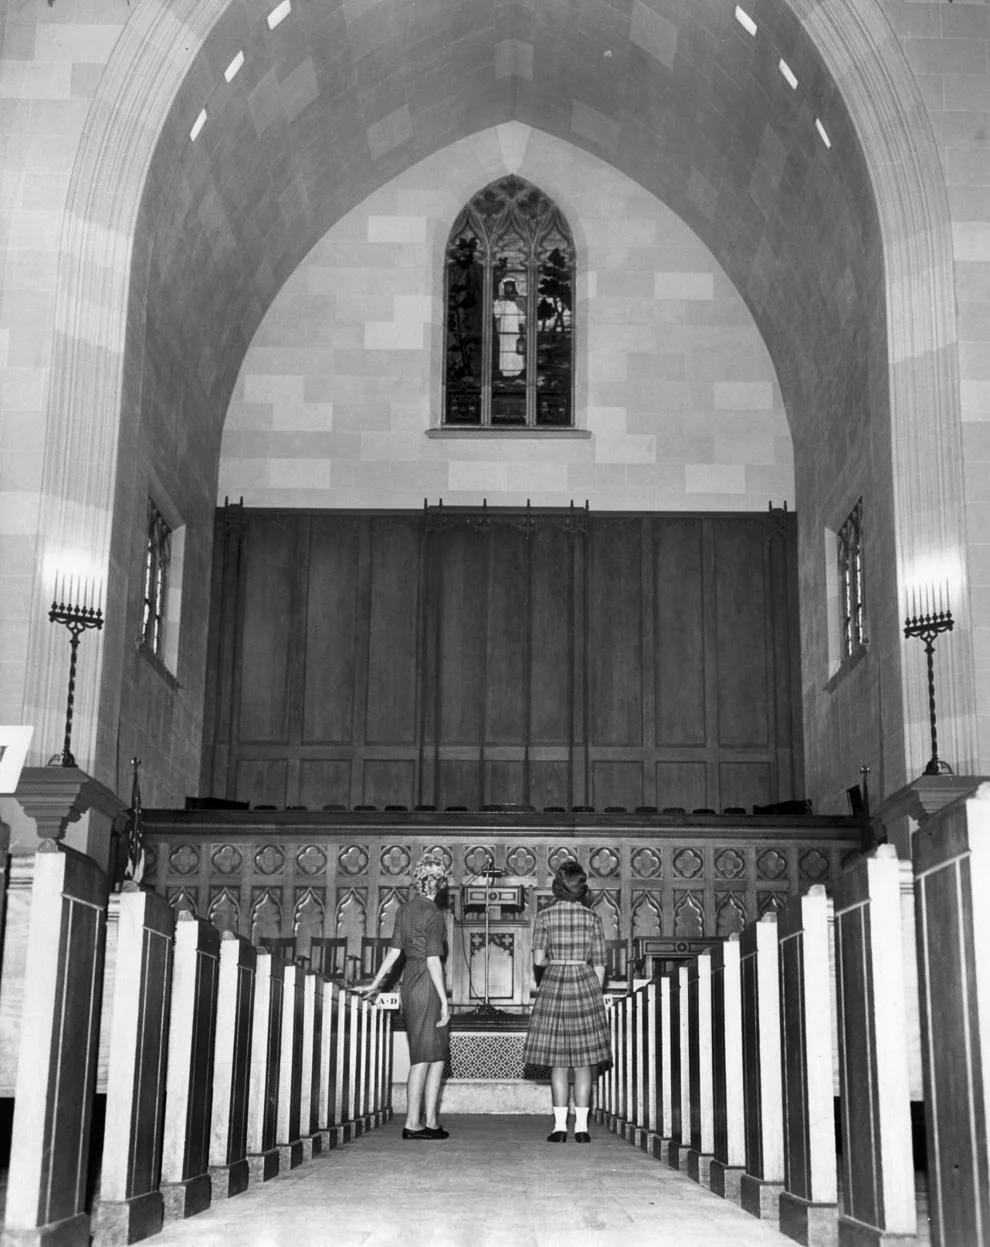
<box><xmin>453</xmin><ymin>883</ymin><xmax>530</xmax><ymax>1010</ymax></box>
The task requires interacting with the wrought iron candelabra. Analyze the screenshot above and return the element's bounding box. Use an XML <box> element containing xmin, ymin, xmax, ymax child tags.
<box><xmin>904</xmin><ymin>587</ymin><xmax>954</xmax><ymax>776</ymax></box>
<box><xmin>48</xmin><ymin>577</ymin><xmax>103</xmax><ymax>767</ymax></box>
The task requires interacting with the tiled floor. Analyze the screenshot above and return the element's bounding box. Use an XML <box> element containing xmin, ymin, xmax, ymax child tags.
<box><xmin>147</xmin><ymin>1116</ymin><xmax>794</xmax><ymax>1246</ymax></box>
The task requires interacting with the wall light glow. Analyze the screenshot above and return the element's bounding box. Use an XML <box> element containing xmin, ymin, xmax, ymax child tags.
<box><xmin>267</xmin><ymin>0</ymin><xmax>291</xmax><ymax>30</ymax></box>
<box><xmin>224</xmin><ymin>51</ymin><xmax>245</xmax><ymax>82</ymax></box>
<box><xmin>734</xmin><ymin>6</ymin><xmax>757</xmax><ymax>35</ymax></box>
<box><xmin>778</xmin><ymin>59</ymin><xmax>798</xmax><ymax>89</ymax></box>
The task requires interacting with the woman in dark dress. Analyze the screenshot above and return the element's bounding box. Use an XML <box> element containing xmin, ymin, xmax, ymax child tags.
<box><xmin>523</xmin><ymin>859</ymin><xmax>611</xmax><ymax>1142</ymax></box>
<box><xmin>362</xmin><ymin>849</ymin><xmax>451</xmax><ymax>1139</ymax></box>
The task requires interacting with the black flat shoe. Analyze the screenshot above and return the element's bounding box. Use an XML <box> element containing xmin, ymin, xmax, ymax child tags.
<box><xmin>420</xmin><ymin>1125</ymin><xmax>449</xmax><ymax>1139</ymax></box>
<box><xmin>574</xmin><ymin>1132</ymin><xmax>591</xmax><ymax>1143</ymax></box>
<box><xmin>402</xmin><ymin>1128</ymin><xmax>429</xmax><ymax>1139</ymax></box>
<box><xmin>546</xmin><ymin>1130</ymin><xmax>568</xmax><ymax>1143</ymax></box>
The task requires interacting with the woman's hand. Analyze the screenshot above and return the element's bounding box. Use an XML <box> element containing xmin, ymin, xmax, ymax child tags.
<box><xmin>437</xmin><ymin>1000</ymin><xmax>450</xmax><ymax>1028</ymax></box>
<box><xmin>357</xmin><ymin>982</ymin><xmax>379</xmax><ymax>999</ymax></box>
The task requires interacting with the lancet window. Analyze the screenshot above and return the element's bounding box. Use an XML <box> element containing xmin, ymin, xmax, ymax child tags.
<box><xmin>443</xmin><ymin>176</ymin><xmax>575</xmax><ymax>428</ymax></box>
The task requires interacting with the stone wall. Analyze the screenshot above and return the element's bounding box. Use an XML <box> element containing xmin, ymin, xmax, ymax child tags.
<box><xmin>219</xmin><ymin>125</ymin><xmax>793</xmax><ymax>512</ymax></box>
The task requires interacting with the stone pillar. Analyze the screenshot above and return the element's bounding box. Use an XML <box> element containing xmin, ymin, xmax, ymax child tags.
<box><xmin>710</xmin><ymin>934</ymin><xmax>745</xmax><ymax>1200</ymax></box>
<box><xmin>740</xmin><ymin>914</ymin><xmax>785</xmax><ymax>1224</ymax></box>
<box><xmin>3</xmin><ymin>842</ymin><xmax>108</xmax><ymax>1247</ymax></box>
<box><xmin>93</xmin><ymin>886</ymin><xmax>175</xmax><ymax>1244</ymax></box>
<box><xmin>208</xmin><ymin>932</ymin><xmax>256</xmax><ymax>1198</ymax></box>
<box><xmin>913</xmin><ymin>787</ymin><xmax>990</xmax><ymax>1247</ymax></box>
<box><xmin>833</xmin><ymin>845</ymin><xmax>915</xmax><ymax>1246</ymax></box>
<box><xmin>160</xmin><ymin>911</ymin><xmax>220</xmax><ymax>1220</ymax></box>
<box><xmin>686</xmin><ymin>952</ymin><xmax>715</xmax><ymax>1186</ymax></box>
<box><xmin>246</xmin><ymin>951</ymin><xmax>283</xmax><ymax>1181</ymax></box>
<box><xmin>778</xmin><ymin>886</ymin><xmax>838</xmax><ymax>1247</ymax></box>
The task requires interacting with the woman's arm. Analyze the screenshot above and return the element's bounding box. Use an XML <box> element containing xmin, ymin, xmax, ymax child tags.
<box><xmin>426</xmin><ymin>955</ymin><xmax>450</xmax><ymax>1027</ymax></box>
<box><xmin>592</xmin><ymin>963</ymin><xmax>605</xmax><ymax>990</ymax></box>
<box><xmin>532</xmin><ymin>948</ymin><xmax>547</xmax><ymax>967</ymax></box>
<box><xmin>360</xmin><ymin>946</ymin><xmax>402</xmax><ymax>996</ymax></box>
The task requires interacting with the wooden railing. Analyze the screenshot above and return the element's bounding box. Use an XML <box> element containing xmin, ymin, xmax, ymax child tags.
<box><xmin>0</xmin><ymin>842</ymin><xmax>392</xmax><ymax>1247</ymax></box>
<box><xmin>598</xmin><ymin>783</ymin><xmax>990</xmax><ymax>1247</ymax></box>
<box><xmin>141</xmin><ymin>808</ymin><xmax>863</xmax><ymax>1004</ymax></box>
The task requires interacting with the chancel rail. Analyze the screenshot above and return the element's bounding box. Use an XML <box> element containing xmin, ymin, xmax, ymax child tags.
<box><xmin>142</xmin><ymin>808</ymin><xmax>862</xmax><ymax>1009</ymax></box>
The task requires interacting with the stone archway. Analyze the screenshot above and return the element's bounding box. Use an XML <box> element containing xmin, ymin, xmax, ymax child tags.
<box><xmin>26</xmin><ymin>0</ymin><xmax>971</xmax><ymax>800</ymax></box>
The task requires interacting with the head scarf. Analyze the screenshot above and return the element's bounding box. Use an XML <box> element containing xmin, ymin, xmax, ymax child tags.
<box><xmin>551</xmin><ymin>859</ymin><xmax>589</xmax><ymax>904</ymax></box>
<box><xmin>412</xmin><ymin>848</ymin><xmax>448</xmax><ymax>897</ymax></box>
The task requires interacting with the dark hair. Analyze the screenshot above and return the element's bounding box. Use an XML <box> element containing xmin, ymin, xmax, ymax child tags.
<box><xmin>551</xmin><ymin>859</ymin><xmax>588</xmax><ymax>903</ymax></box>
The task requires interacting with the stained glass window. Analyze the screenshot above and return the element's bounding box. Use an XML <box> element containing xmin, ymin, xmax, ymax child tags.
<box><xmin>444</xmin><ymin>176</ymin><xmax>574</xmax><ymax>428</ymax></box>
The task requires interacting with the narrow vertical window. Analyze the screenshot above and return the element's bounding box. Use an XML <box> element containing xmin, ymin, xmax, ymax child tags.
<box><xmin>443</xmin><ymin>176</ymin><xmax>574</xmax><ymax>428</ymax></box>
<box><xmin>143</xmin><ymin>499</ymin><xmax>172</xmax><ymax>657</ymax></box>
<box><xmin>837</xmin><ymin>500</ymin><xmax>865</xmax><ymax>657</ymax></box>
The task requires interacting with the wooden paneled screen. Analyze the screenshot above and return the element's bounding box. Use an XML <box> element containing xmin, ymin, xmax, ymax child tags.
<box><xmin>202</xmin><ymin>505</ymin><xmax>802</xmax><ymax>814</ymax></box>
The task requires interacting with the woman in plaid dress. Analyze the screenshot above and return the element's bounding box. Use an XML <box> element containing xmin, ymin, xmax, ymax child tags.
<box><xmin>524</xmin><ymin>859</ymin><xmax>611</xmax><ymax>1142</ymax></box>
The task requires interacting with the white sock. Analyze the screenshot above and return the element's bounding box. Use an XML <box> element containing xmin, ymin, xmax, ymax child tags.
<box><xmin>553</xmin><ymin>1106</ymin><xmax>569</xmax><ymax>1132</ymax></box>
<box><xmin>574</xmin><ymin>1107</ymin><xmax>589</xmax><ymax>1132</ymax></box>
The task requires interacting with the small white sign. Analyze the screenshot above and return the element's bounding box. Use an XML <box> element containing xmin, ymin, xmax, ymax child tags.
<box><xmin>0</xmin><ymin>727</ymin><xmax>33</xmax><ymax>795</ymax></box>
<box><xmin>377</xmin><ymin>992</ymin><xmax>400</xmax><ymax>1010</ymax></box>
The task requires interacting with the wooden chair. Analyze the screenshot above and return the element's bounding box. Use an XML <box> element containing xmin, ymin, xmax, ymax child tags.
<box><xmin>259</xmin><ymin>936</ymin><xmax>295</xmax><ymax>962</ymax></box>
<box><xmin>310</xmin><ymin>937</ymin><xmax>348</xmax><ymax>982</ymax></box>
<box><xmin>361</xmin><ymin>937</ymin><xmax>391</xmax><ymax>980</ymax></box>
<box><xmin>604</xmin><ymin>939</ymin><xmax>629</xmax><ymax>992</ymax></box>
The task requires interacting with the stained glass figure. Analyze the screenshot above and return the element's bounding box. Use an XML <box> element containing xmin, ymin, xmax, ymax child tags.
<box><xmin>443</xmin><ymin>177</ymin><xmax>575</xmax><ymax>427</ymax></box>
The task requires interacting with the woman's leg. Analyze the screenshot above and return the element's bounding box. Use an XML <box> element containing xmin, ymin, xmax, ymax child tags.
<box><xmin>422</xmin><ymin>1059</ymin><xmax>445</xmax><ymax>1129</ymax></box>
<box><xmin>572</xmin><ymin>1065</ymin><xmax>593</xmax><ymax>1107</ymax></box>
<box><xmin>547</xmin><ymin>1066</ymin><xmax>571</xmax><ymax>1138</ymax></box>
<box><xmin>572</xmin><ymin>1066</ymin><xmax>593</xmax><ymax>1140</ymax></box>
<box><xmin>406</xmin><ymin>1061</ymin><xmax>428</xmax><ymax>1129</ymax></box>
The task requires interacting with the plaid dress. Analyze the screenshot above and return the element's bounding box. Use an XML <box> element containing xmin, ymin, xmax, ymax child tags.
<box><xmin>523</xmin><ymin>899</ymin><xmax>612</xmax><ymax>1068</ymax></box>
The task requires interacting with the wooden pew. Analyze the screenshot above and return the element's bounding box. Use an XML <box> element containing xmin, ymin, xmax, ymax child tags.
<box><xmin>93</xmin><ymin>887</ymin><xmax>175</xmax><ymax>1243</ymax></box>
<box><xmin>739</xmin><ymin>913</ymin><xmax>785</xmax><ymax>1223</ymax></box>
<box><xmin>833</xmin><ymin>846</ymin><xmax>916</xmax><ymax>1244</ymax></box>
<box><xmin>209</xmin><ymin>931</ymin><xmax>257</xmax><ymax>1197</ymax></box>
<box><xmin>160</xmin><ymin>912</ymin><xmax>221</xmax><ymax>1219</ymax></box>
<box><xmin>710</xmin><ymin>934</ymin><xmax>745</xmax><ymax>1200</ymax></box>
<box><xmin>777</xmin><ymin>885</ymin><xmax>838</xmax><ymax>1245</ymax></box>
<box><xmin>913</xmin><ymin>790</ymin><xmax>990</xmax><ymax>1247</ymax></box>
<box><xmin>4</xmin><ymin>843</ymin><xmax>108</xmax><ymax>1247</ymax></box>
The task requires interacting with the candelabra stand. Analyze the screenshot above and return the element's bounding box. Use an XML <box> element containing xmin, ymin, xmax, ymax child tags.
<box><xmin>48</xmin><ymin>586</ymin><xmax>104</xmax><ymax>767</ymax></box>
<box><xmin>903</xmin><ymin>603</ymin><xmax>954</xmax><ymax>776</ymax></box>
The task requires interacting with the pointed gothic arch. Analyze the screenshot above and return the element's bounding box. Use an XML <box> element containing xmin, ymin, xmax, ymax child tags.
<box><xmin>28</xmin><ymin>0</ymin><xmax>973</xmax><ymax>801</ymax></box>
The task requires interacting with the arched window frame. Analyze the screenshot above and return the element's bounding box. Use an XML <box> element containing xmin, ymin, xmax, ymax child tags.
<box><xmin>443</xmin><ymin>177</ymin><xmax>575</xmax><ymax>429</ymax></box>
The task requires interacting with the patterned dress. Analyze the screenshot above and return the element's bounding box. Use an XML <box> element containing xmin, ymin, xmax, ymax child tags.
<box><xmin>523</xmin><ymin>899</ymin><xmax>612</xmax><ymax>1068</ymax></box>
<box><xmin>389</xmin><ymin>893</ymin><xmax>450</xmax><ymax>1065</ymax></box>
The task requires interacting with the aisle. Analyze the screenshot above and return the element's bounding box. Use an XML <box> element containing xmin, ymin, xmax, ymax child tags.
<box><xmin>145</xmin><ymin>1115</ymin><xmax>793</xmax><ymax>1247</ymax></box>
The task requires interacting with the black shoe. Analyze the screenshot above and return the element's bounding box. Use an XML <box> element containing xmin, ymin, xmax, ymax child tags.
<box><xmin>402</xmin><ymin>1128</ymin><xmax>429</xmax><ymax>1139</ymax></box>
<box><xmin>546</xmin><ymin>1130</ymin><xmax>568</xmax><ymax>1142</ymax></box>
<box><xmin>574</xmin><ymin>1132</ymin><xmax>591</xmax><ymax>1143</ymax></box>
<box><xmin>420</xmin><ymin>1125</ymin><xmax>449</xmax><ymax>1139</ymax></box>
